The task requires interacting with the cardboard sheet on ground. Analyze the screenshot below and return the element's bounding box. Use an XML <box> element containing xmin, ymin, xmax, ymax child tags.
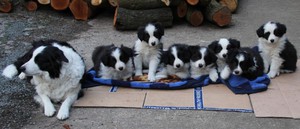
<box><xmin>250</xmin><ymin>61</ymin><xmax>300</xmax><ymax>119</ymax></box>
<box><xmin>74</xmin><ymin>61</ymin><xmax>300</xmax><ymax>119</ymax></box>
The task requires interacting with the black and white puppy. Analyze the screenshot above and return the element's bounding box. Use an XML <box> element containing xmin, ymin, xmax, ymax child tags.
<box><xmin>156</xmin><ymin>44</ymin><xmax>190</xmax><ymax>79</ymax></box>
<box><xmin>133</xmin><ymin>22</ymin><xmax>164</xmax><ymax>82</ymax></box>
<box><xmin>257</xmin><ymin>21</ymin><xmax>297</xmax><ymax>78</ymax></box>
<box><xmin>92</xmin><ymin>44</ymin><xmax>134</xmax><ymax>80</ymax></box>
<box><xmin>2</xmin><ymin>40</ymin><xmax>85</xmax><ymax>120</ymax></box>
<box><xmin>221</xmin><ymin>47</ymin><xmax>265</xmax><ymax>80</ymax></box>
<box><xmin>208</xmin><ymin>38</ymin><xmax>240</xmax><ymax>78</ymax></box>
<box><xmin>189</xmin><ymin>45</ymin><xmax>218</xmax><ymax>82</ymax></box>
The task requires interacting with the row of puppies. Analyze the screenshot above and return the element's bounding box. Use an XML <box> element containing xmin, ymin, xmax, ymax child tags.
<box><xmin>93</xmin><ymin>21</ymin><xmax>297</xmax><ymax>82</ymax></box>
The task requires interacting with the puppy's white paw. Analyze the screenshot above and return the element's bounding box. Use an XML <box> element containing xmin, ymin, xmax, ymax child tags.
<box><xmin>267</xmin><ymin>71</ymin><xmax>278</xmax><ymax>79</ymax></box>
<box><xmin>57</xmin><ymin>107</ymin><xmax>69</xmax><ymax>120</ymax></box>
<box><xmin>209</xmin><ymin>72</ymin><xmax>219</xmax><ymax>82</ymax></box>
<box><xmin>18</xmin><ymin>72</ymin><xmax>26</xmax><ymax>80</ymax></box>
<box><xmin>135</xmin><ymin>71</ymin><xmax>143</xmax><ymax>76</ymax></box>
<box><xmin>44</xmin><ymin>105</ymin><xmax>56</xmax><ymax>117</ymax></box>
<box><xmin>148</xmin><ymin>75</ymin><xmax>156</xmax><ymax>82</ymax></box>
<box><xmin>220</xmin><ymin>70</ymin><xmax>230</xmax><ymax>80</ymax></box>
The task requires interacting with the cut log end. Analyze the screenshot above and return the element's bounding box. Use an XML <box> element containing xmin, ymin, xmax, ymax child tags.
<box><xmin>51</xmin><ymin>0</ymin><xmax>70</xmax><ymax>10</ymax></box>
<box><xmin>25</xmin><ymin>1</ymin><xmax>38</xmax><ymax>11</ymax></box>
<box><xmin>177</xmin><ymin>1</ymin><xmax>187</xmax><ymax>18</ymax></box>
<box><xmin>212</xmin><ymin>7</ymin><xmax>231</xmax><ymax>27</ymax></box>
<box><xmin>219</xmin><ymin>0</ymin><xmax>238</xmax><ymax>13</ymax></box>
<box><xmin>108</xmin><ymin>0</ymin><xmax>117</xmax><ymax>7</ymax></box>
<box><xmin>190</xmin><ymin>11</ymin><xmax>203</xmax><ymax>26</ymax></box>
<box><xmin>0</xmin><ymin>0</ymin><xmax>12</xmax><ymax>13</ymax></box>
<box><xmin>38</xmin><ymin>0</ymin><xmax>50</xmax><ymax>5</ymax></box>
<box><xmin>186</xmin><ymin>0</ymin><xmax>199</xmax><ymax>6</ymax></box>
<box><xmin>69</xmin><ymin>0</ymin><xmax>89</xmax><ymax>20</ymax></box>
<box><xmin>91</xmin><ymin>0</ymin><xmax>102</xmax><ymax>6</ymax></box>
<box><xmin>161</xmin><ymin>0</ymin><xmax>170</xmax><ymax>6</ymax></box>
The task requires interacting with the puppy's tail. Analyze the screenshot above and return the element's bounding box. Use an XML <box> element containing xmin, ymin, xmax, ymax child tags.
<box><xmin>2</xmin><ymin>64</ymin><xmax>18</xmax><ymax>79</ymax></box>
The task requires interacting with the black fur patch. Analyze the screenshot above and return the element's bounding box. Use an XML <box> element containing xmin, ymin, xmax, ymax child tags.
<box><xmin>162</xmin><ymin>44</ymin><xmax>190</xmax><ymax>67</ymax></box>
<box><xmin>189</xmin><ymin>46</ymin><xmax>217</xmax><ymax>67</ymax></box>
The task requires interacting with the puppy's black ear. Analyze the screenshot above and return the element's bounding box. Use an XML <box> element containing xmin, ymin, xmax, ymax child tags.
<box><xmin>226</xmin><ymin>49</ymin><xmax>238</xmax><ymax>64</ymax></box>
<box><xmin>274</xmin><ymin>23</ymin><xmax>287</xmax><ymax>37</ymax></box>
<box><xmin>57</xmin><ymin>49</ymin><xmax>69</xmax><ymax>63</ymax></box>
<box><xmin>161</xmin><ymin>51</ymin><xmax>169</xmax><ymax>64</ymax></box>
<box><xmin>154</xmin><ymin>22</ymin><xmax>164</xmax><ymax>36</ymax></box>
<box><xmin>137</xmin><ymin>27</ymin><xmax>145</xmax><ymax>41</ymax></box>
<box><xmin>229</xmin><ymin>38</ymin><xmax>240</xmax><ymax>49</ymax></box>
<box><xmin>101</xmin><ymin>53</ymin><xmax>110</xmax><ymax>66</ymax></box>
<box><xmin>188</xmin><ymin>45</ymin><xmax>199</xmax><ymax>55</ymax></box>
<box><xmin>121</xmin><ymin>45</ymin><xmax>134</xmax><ymax>57</ymax></box>
<box><xmin>208</xmin><ymin>41</ymin><xmax>218</xmax><ymax>52</ymax></box>
<box><xmin>256</xmin><ymin>24</ymin><xmax>265</xmax><ymax>37</ymax></box>
<box><xmin>208</xmin><ymin>49</ymin><xmax>218</xmax><ymax>63</ymax></box>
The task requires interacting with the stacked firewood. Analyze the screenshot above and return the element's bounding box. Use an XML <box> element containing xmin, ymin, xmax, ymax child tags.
<box><xmin>0</xmin><ymin>0</ymin><xmax>238</xmax><ymax>29</ymax></box>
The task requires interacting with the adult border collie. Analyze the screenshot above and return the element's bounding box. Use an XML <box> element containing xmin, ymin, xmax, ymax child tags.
<box><xmin>92</xmin><ymin>44</ymin><xmax>134</xmax><ymax>80</ymax></box>
<box><xmin>257</xmin><ymin>21</ymin><xmax>297</xmax><ymax>78</ymax></box>
<box><xmin>222</xmin><ymin>47</ymin><xmax>265</xmax><ymax>80</ymax></box>
<box><xmin>133</xmin><ymin>22</ymin><xmax>164</xmax><ymax>82</ymax></box>
<box><xmin>189</xmin><ymin>45</ymin><xmax>218</xmax><ymax>82</ymax></box>
<box><xmin>2</xmin><ymin>40</ymin><xmax>85</xmax><ymax>120</ymax></box>
<box><xmin>156</xmin><ymin>44</ymin><xmax>191</xmax><ymax>79</ymax></box>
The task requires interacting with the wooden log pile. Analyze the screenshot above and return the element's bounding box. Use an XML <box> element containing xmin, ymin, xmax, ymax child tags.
<box><xmin>1</xmin><ymin>0</ymin><xmax>239</xmax><ymax>29</ymax></box>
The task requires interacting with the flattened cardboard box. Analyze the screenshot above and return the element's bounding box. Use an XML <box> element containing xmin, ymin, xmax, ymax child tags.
<box><xmin>74</xmin><ymin>85</ymin><xmax>252</xmax><ymax>112</ymax></box>
<box><xmin>250</xmin><ymin>61</ymin><xmax>300</xmax><ymax>119</ymax></box>
<box><xmin>74</xmin><ymin>61</ymin><xmax>300</xmax><ymax>119</ymax></box>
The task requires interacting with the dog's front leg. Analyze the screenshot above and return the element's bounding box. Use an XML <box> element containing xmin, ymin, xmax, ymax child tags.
<box><xmin>220</xmin><ymin>65</ymin><xmax>231</xmax><ymax>80</ymax></box>
<box><xmin>39</xmin><ymin>94</ymin><xmax>56</xmax><ymax>117</ymax></box>
<box><xmin>148</xmin><ymin>57</ymin><xmax>159</xmax><ymax>82</ymax></box>
<box><xmin>267</xmin><ymin>57</ymin><xmax>283</xmax><ymax>78</ymax></box>
<box><xmin>134</xmin><ymin>55</ymin><xmax>143</xmax><ymax>76</ymax></box>
<box><xmin>57</xmin><ymin>91</ymin><xmax>78</xmax><ymax>120</ymax></box>
<box><xmin>209</xmin><ymin>68</ymin><xmax>219</xmax><ymax>82</ymax></box>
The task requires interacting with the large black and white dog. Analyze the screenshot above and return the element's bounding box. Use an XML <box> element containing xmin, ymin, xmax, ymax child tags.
<box><xmin>92</xmin><ymin>44</ymin><xmax>134</xmax><ymax>80</ymax></box>
<box><xmin>133</xmin><ymin>22</ymin><xmax>164</xmax><ymax>82</ymax></box>
<box><xmin>221</xmin><ymin>47</ymin><xmax>265</xmax><ymax>80</ymax></box>
<box><xmin>2</xmin><ymin>40</ymin><xmax>85</xmax><ymax>120</ymax></box>
<box><xmin>257</xmin><ymin>21</ymin><xmax>297</xmax><ymax>78</ymax></box>
<box><xmin>156</xmin><ymin>44</ymin><xmax>191</xmax><ymax>79</ymax></box>
<box><xmin>208</xmin><ymin>38</ymin><xmax>240</xmax><ymax>79</ymax></box>
<box><xmin>189</xmin><ymin>45</ymin><xmax>218</xmax><ymax>82</ymax></box>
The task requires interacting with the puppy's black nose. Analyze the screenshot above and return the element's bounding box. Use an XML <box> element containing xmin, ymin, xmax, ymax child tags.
<box><xmin>270</xmin><ymin>39</ymin><xmax>274</xmax><ymax>43</ymax></box>
<box><xmin>20</xmin><ymin>67</ymin><xmax>26</xmax><ymax>72</ymax></box>
<box><xmin>198</xmin><ymin>64</ymin><xmax>203</xmax><ymax>68</ymax></box>
<box><xmin>151</xmin><ymin>42</ymin><xmax>156</xmax><ymax>46</ymax></box>
<box><xmin>234</xmin><ymin>71</ymin><xmax>240</xmax><ymax>75</ymax></box>
<box><xmin>176</xmin><ymin>64</ymin><xmax>181</xmax><ymax>68</ymax></box>
<box><xmin>222</xmin><ymin>54</ymin><xmax>227</xmax><ymax>58</ymax></box>
<box><xmin>118</xmin><ymin>67</ymin><xmax>124</xmax><ymax>71</ymax></box>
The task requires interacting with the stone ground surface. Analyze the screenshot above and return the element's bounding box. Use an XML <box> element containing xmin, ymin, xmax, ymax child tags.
<box><xmin>0</xmin><ymin>0</ymin><xmax>300</xmax><ymax>128</ymax></box>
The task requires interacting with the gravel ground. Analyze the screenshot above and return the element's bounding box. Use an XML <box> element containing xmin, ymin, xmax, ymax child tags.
<box><xmin>0</xmin><ymin>5</ymin><xmax>90</xmax><ymax>128</ymax></box>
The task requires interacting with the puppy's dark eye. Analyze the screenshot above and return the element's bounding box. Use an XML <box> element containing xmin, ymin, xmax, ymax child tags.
<box><xmin>154</xmin><ymin>31</ymin><xmax>162</xmax><ymax>39</ymax></box>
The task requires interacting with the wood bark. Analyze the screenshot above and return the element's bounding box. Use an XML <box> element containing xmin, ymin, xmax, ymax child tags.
<box><xmin>118</xmin><ymin>0</ymin><xmax>166</xmax><ymax>10</ymax></box>
<box><xmin>0</xmin><ymin>0</ymin><xmax>12</xmax><ymax>13</ymax></box>
<box><xmin>219</xmin><ymin>0</ymin><xmax>238</xmax><ymax>13</ymax></box>
<box><xmin>186</xmin><ymin>0</ymin><xmax>199</xmax><ymax>5</ymax></box>
<box><xmin>114</xmin><ymin>7</ymin><xmax>173</xmax><ymax>30</ymax></box>
<box><xmin>186</xmin><ymin>5</ymin><xmax>203</xmax><ymax>26</ymax></box>
<box><xmin>24</xmin><ymin>0</ymin><xmax>38</xmax><ymax>11</ymax></box>
<box><xmin>169</xmin><ymin>0</ymin><xmax>182</xmax><ymax>6</ymax></box>
<box><xmin>37</xmin><ymin>0</ymin><xmax>50</xmax><ymax>5</ymax></box>
<box><xmin>205</xmin><ymin>0</ymin><xmax>231</xmax><ymax>27</ymax></box>
<box><xmin>51</xmin><ymin>0</ymin><xmax>70</xmax><ymax>10</ymax></box>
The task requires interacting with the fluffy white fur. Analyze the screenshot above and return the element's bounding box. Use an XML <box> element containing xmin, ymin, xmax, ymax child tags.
<box><xmin>156</xmin><ymin>63</ymin><xmax>190</xmax><ymax>79</ymax></box>
<box><xmin>99</xmin><ymin>58</ymin><xmax>133</xmax><ymax>81</ymax></box>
